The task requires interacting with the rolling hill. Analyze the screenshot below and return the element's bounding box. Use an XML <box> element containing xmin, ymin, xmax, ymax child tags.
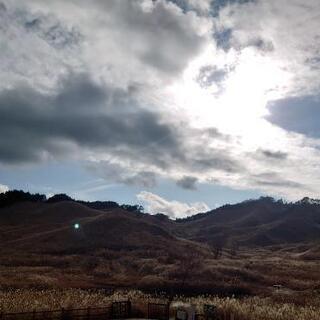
<box><xmin>1</xmin><ymin>195</ymin><xmax>320</xmax><ymax>252</ymax></box>
<box><xmin>177</xmin><ymin>197</ymin><xmax>320</xmax><ymax>247</ymax></box>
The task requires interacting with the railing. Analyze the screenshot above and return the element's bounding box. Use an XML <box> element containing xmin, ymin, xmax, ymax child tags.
<box><xmin>0</xmin><ymin>306</ymin><xmax>110</xmax><ymax>320</ymax></box>
<box><xmin>147</xmin><ymin>302</ymin><xmax>169</xmax><ymax>320</ymax></box>
<box><xmin>0</xmin><ymin>301</ymin><xmax>240</xmax><ymax>320</ymax></box>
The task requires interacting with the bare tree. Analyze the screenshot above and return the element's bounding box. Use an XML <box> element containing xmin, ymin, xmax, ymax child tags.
<box><xmin>177</xmin><ymin>251</ymin><xmax>201</xmax><ymax>288</ymax></box>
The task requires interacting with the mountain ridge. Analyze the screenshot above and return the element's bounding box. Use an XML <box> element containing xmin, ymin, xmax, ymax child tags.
<box><xmin>1</xmin><ymin>191</ymin><xmax>320</xmax><ymax>250</ymax></box>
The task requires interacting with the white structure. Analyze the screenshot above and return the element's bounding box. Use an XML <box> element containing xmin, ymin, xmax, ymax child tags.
<box><xmin>172</xmin><ymin>302</ymin><xmax>196</xmax><ymax>320</ymax></box>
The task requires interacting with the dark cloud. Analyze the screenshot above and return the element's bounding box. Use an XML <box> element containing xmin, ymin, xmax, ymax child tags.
<box><xmin>124</xmin><ymin>171</ymin><xmax>157</xmax><ymax>188</ymax></box>
<box><xmin>0</xmin><ymin>72</ymin><xmax>242</xmax><ymax>188</ymax></box>
<box><xmin>190</xmin><ymin>154</ymin><xmax>242</xmax><ymax>173</ymax></box>
<box><xmin>266</xmin><ymin>95</ymin><xmax>320</xmax><ymax>138</ymax></box>
<box><xmin>199</xmin><ymin>127</ymin><xmax>231</xmax><ymax>140</ymax></box>
<box><xmin>93</xmin><ymin>0</ymin><xmax>208</xmax><ymax>77</ymax></box>
<box><xmin>249</xmin><ymin>38</ymin><xmax>274</xmax><ymax>52</ymax></box>
<box><xmin>197</xmin><ymin>65</ymin><xmax>229</xmax><ymax>89</ymax></box>
<box><xmin>253</xmin><ymin>172</ymin><xmax>303</xmax><ymax>189</ymax></box>
<box><xmin>0</xmin><ymin>73</ymin><xmax>178</xmax><ymax>164</ymax></box>
<box><xmin>0</xmin><ymin>2</ymin><xmax>6</xmax><ymax>12</ymax></box>
<box><xmin>176</xmin><ymin>176</ymin><xmax>198</xmax><ymax>190</ymax></box>
<box><xmin>24</xmin><ymin>16</ymin><xmax>82</xmax><ymax>50</ymax></box>
<box><xmin>214</xmin><ymin>27</ymin><xmax>274</xmax><ymax>53</ymax></box>
<box><xmin>306</xmin><ymin>56</ymin><xmax>320</xmax><ymax>70</ymax></box>
<box><xmin>259</xmin><ymin>149</ymin><xmax>288</xmax><ymax>160</ymax></box>
<box><xmin>87</xmin><ymin>161</ymin><xmax>157</xmax><ymax>188</ymax></box>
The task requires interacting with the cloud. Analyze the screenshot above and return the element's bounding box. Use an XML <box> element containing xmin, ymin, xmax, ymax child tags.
<box><xmin>0</xmin><ymin>1</ymin><xmax>81</xmax><ymax>91</ymax></box>
<box><xmin>137</xmin><ymin>191</ymin><xmax>210</xmax><ymax>218</ymax></box>
<box><xmin>0</xmin><ymin>184</ymin><xmax>9</xmax><ymax>193</ymax></box>
<box><xmin>252</xmin><ymin>172</ymin><xmax>303</xmax><ymax>190</ymax></box>
<box><xmin>0</xmin><ymin>70</ymin><xmax>243</xmax><ymax>190</ymax></box>
<box><xmin>87</xmin><ymin>161</ymin><xmax>157</xmax><ymax>189</ymax></box>
<box><xmin>9</xmin><ymin>0</ymin><xmax>212</xmax><ymax>88</ymax></box>
<box><xmin>259</xmin><ymin>149</ymin><xmax>288</xmax><ymax>160</ymax></box>
<box><xmin>0</xmin><ymin>73</ymin><xmax>178</xmax><ymax>164</ymax></box>
<box><xmin>197</xmin><ymin>65</ymin><xmax>229</xmax><ymax>94</ymax></box>
<box><xmin>168</xmin><ymin>0</ymin><xmax>212</xmax><ymax>14</ymax></box>
<box><xmin>216</xmin><ymin>0</ymin><xmax>320</xmax><ymax>95</ymax></box>
<box><xmin>176</xmin><ymin>176</ymin><xmax>198</xmax><ymax>190</ymax></box>
<box><xmin>211</xmin><ymin>0</ymin><xmax>254</xmax><ymax>16</ymax></box>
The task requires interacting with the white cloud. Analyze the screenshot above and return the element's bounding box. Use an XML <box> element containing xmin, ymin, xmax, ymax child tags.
<box><xmin>187</xmin><ymin>0</ymin><xmax>212</xmax><ymax>13</ymax></box>
<box><xmin>137</xmin><ymin>191</ymin><xmax>210</xmax><ymax>218</ymax></box>
<box><xmin>0</xmin><ymin>184</ymin><xmax>9</xmax><ymax>193</ymax></box>
<box><xmin>5</xmin><ymin>0</ymin><xmax>211</xmax><ymax>89</ymax></box>
<box><xmin>216</xmin><ymin>0</ymin><xmax>320</xmax><ymax>96</ymax></box>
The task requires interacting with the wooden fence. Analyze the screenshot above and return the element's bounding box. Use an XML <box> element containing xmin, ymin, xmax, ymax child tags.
<box><xmin>0</xmin><ymin>300</ymin><xmax>239</xmax><ymax>320</ymax></box>
<box><xmin>148</xmin><ymin>303</ymin><xmax>169</xmax><ymax>320</ymax></box>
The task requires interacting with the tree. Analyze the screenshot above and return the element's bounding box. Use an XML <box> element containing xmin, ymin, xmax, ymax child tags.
<box><xmin>0</xmin><ymin>190</ymin><xmax>46</xmax><ymax>208</ymax></box>
<box><xmin>177</xmin><ymin>251</ymin><xmax>201</xmax><ymax>288</ymax></box>
<box><xmin>120</xmin><ymin>204</ymin><xmax>144</xmax><ymax>213</ymax></box>
<box><xmin>46</xmin><ymin>194</ymin><xmax>74</xmax><ymax>203</ymax></box>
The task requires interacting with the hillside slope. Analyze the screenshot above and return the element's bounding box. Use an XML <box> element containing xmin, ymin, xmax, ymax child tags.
<box><xmin>177</xmin><ymin>197</ymin><xmax>320</xmax><ymax>247</ymax></box>
<box><xmin>1</xmin><ymin>197</ymin><xmax>320</xmax><ymax>252</ymax></box>
<box><xmin>0</xmin><ymin>201</ymin><xmax>200</xmax><ymax>254</ymax></box>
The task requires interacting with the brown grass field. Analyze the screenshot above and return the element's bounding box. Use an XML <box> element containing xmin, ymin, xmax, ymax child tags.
<box><xmin>1</xmin><ymin>246</ymin><xmax>320</xmax><ymax>319</ymax></box>
<box><xmin>0</xmin><ymin>288</ymin><xmax>320</xmax><ymax>320</ymax></box>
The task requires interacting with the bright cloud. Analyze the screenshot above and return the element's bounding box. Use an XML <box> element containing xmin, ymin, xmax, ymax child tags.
<box><xmin>0</xmin><ymin>184</ymin><xmax>9</xmax><ymax>193</ymax></box>
<box><xmin>137</xmin><ymin>191</ymin><xmax>210</xmax><ymax>218</ymax></box>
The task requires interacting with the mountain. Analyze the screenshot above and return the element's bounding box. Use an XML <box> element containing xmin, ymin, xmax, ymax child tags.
<box><xmin>0</xmin><ymin>200</ymin><xmax>203</xmax><ymax>255</ymax></box>
<box><xmin>178</xmin><ymin>197</ymin><xmax>320</xmax><ymax>247</ymax></box>
<box><xmin>1</xmin><ymin>193</ymin><xmax>320</xmax><ymax>253</ymax></box>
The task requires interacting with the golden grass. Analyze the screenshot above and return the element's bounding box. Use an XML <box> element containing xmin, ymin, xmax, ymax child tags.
<box><xmin>0</xmin><ymin>289</ymin><xmax>320</xmax><ymax>320</ymax></box>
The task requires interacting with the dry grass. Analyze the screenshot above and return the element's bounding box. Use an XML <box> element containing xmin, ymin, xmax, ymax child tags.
<box><xmin>1</xmin><ymin>247</ymin><xmax>320</xmax><ymax>320</ymax></box>
<box><xmin>1</xmin><ymin>248</ymin><xmax>319</xmax><ymax>296</ymax></box>
<box><xmin>0</xmin><ymin>289</ymin><xmax>320</xmax><ymax>320</ymax></box>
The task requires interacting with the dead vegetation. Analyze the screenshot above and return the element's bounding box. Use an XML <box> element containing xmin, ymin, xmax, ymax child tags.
<box><xmin>0</xmin><ymin>289</ymin><xmax>320</xmax><ymax>320</ymax></box>
<box><xmin>0</xmin><ymin>246</ymin><xmax>319</xmax><ymax>301</ymax></box>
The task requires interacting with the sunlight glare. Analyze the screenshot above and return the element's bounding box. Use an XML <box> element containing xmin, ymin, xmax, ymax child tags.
<box><xmin>171</xmin><ymin>47</ymin><xmax>291</xmax><ymax>142</ymax></box>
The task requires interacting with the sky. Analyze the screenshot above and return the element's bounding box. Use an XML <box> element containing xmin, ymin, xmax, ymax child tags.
<box><xmin>1</xmin><ymin>0</ymin><xmax>320</xmax><ymax>218</ymax></box>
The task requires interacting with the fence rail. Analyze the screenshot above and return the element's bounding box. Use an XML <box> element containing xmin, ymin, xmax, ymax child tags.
<box><xmin>0</xmin><ymin>301</ymin><xmax>238</xmax><ymax>320</ymax></box>
<box><xmin>0</xmin><ymin>306</ymin><xmax>110</xmax><ymax>320</ymax></box>
<box><xmin>148</xmin><ymin>302</ymin><xmax>169</xmax><ymax>320</ymax></box>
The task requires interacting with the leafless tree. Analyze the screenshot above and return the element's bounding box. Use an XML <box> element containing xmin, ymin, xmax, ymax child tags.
<box><xmin>178</xmin><ymin>251</ymin><xmax>201</xmax><ymax>288</ymax></box>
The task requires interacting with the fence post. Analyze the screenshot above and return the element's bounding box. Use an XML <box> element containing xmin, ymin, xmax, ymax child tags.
<box><xmin>32</xmin><ymin>309</ymin><xmax>36</xmax><ymax>320</ymax></box>
<box><xmin>230</xmin><ymin>313</ymin><xmax>234</xmax><ymax>320</ymax></box>
<box><xmin>128</xmin><ymin>300</ymin><xmax>131</xmax><ymax>318</ymax></box>
<box><xmin>87</xmin><ymin>307</ymin><xmax>91</xmax><ymax>320</ymax></box>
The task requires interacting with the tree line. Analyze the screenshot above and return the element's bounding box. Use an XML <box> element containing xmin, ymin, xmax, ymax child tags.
<box><xmin>0</xmin><ymin>190</ymin><xmax>144</xmax><ymax>213</ymax></box>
